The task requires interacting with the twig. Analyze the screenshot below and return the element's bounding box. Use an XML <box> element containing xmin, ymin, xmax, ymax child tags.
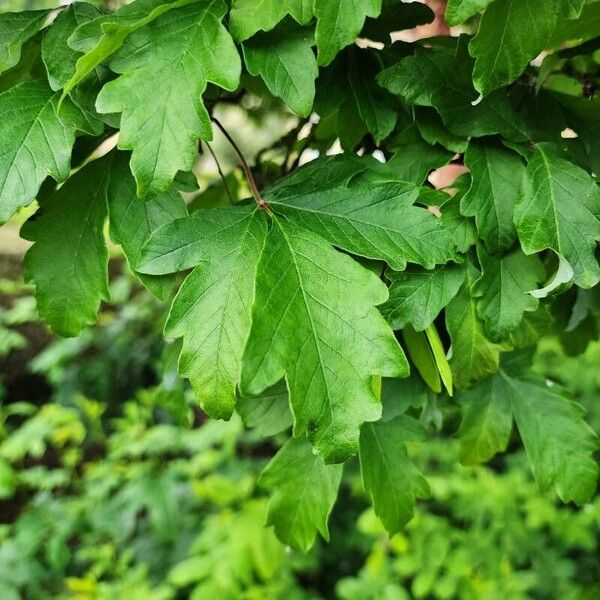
<box><xmin>287</xmin><ymin>123</ymin><xmax>315</xmax><ymax>174</ymax></box>
<box><xmin>204</xmin><ymin>142</ymin><xmax>235</xmax><ymax>205</ymax></box>
<box><xmin>211</xmin><ymin>117</ymin><xmax>270</xmax><ymax>212</ymax></box>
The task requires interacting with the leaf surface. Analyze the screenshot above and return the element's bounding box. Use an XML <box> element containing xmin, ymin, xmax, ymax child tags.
<box><xmin>140</xmin><ymin>206</ymin><xmax>267</xmax><ymax>419</ymax></box>
<box><xmin>259</xmin><ymin>437</ymin><xmax>343</xmax><ymax>551</ymax></box>
<box><xmin>266</xmin><ymin>156</ymin><xmax>457</xmax><ymax>270</ymax></box>
<box><xmin>242</xmin><ymin>25</ymin><xmax>317</xmax><ymax>117</ymax></box>
<box><xmin>461</xmin><ymin>141</ymin><xmax>524</xmax><ymax>255</ymax></box>
<box><xmin>514</xmin><ymin>144</ymin><xmax>600</xmax><ymax>288</ymax></box>
<box><xmin>359</xmin><ymin>416</ymin><xmax>430</xmax><ymax>534</ymax></box>
<box><xmin>241</xmin><ymin>217</ymin><xmax>407</xmax><ymax>463</ymax></box>
<box><xmin>473</xmin><ymin>247</ymin><xmax>545</xmax><ymax>341</ymax></box>
<box><xmin>96</xmin><ymin>1</ymin><xmax>241</xmax><ymax>197</ymax></box>
<box><xmin>22</xmin><ymin>158</ymin><xmax>111</xmax><ymax>336</ymax></box>
<box><xmin>0</xmin><ymin>9</ymin><xmax>49</xmax><ymax>73</ymax></box>
<box><xmin>382</xmin><ymin>263</ymin><xmax>465</xmax><ymax>332</ymax></box>
<box><xmin>314</xmin><ymin>0</ymin><xmax>381</xmax><ymax>66</ymax></box>
<box><xmin>0</xmin><ymin>79</ymin><xmax>83</xmax><ymax>222</ymax></box>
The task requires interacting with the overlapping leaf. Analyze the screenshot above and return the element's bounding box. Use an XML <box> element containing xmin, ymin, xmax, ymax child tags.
<box><xmin>266</xmin><ymin>156</ymin><xmax>457</xmax><ymax>271</ymax></box>
<box><xmin>314</xmin><ymin>0</ymin><xmax>381</xmax><ymax>66</ymax></box>
<box><xmin>241</xmin><ymin>217</ymin><xmax>407</xmax><ymax>463</ymax></box>
<box><xmin>514</xmin><ymin>144</ymin><xmax>600</xmax><ymax>289</ymax></box>
<box><xmin>446</xmin><ymin>264</ymin><xmax>503</xmax><ymax>389</ymax></box>
<box><xmin>96</xmin><ymin>1</ymin><xmax>241</xmax><ymax>197</ymax></box>
<box><xmin>360</xmin><ymin>416</ymin><xmax>430</xmax><ymax>534</ymax></box>
<box><xmin>259</xmin><ymin>437</ymin><xmax>343</xmax><ymax>551</ymax></box>
<box><xmin>139</xmin><ymin>206</ymin><xmax>267</xmax><ymax>420</ymax></box>
<box><xmin>242</xmin><ymin>25</ymin><xmax>317</xmax><ymax>117</ymax></box>
<box><xmin>229</xmin><ymin>0</ymin><xmax>313</xmax><ymax>41</ymax></box>
<box><xmin>0</xmin><ymin>79</ymin><xmax>85</xmax><ymax>223</ymax></box>
<box><xmin>458</xmin><ymin>359</ymin><xmax>598</xmax><ymax>503</ymax></box>
<box><xmin>382</xmin><ymin>263</ymin><xmax>465</xmax><ymax>332</ymax></box>
<box><xmin>0</xmin><ymin>9</ymin><xmax>49</xmax><ymax>74</ymax></box>
<box><xmin>461</xmin><ymin>141</ymin><xmax>524</xmax><ymax>255</ymax></box>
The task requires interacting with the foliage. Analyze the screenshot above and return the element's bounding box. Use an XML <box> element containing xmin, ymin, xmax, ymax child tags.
<box><xmin>0</xmin><ymin>0</ymin><xmax>599</xmax><ymax>552</ymax></box>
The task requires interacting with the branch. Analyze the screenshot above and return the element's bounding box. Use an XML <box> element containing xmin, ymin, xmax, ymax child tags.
<box><xmin>204</xmin><ymin>142</ymin><xmax>235</xmax><ymax>205</ymax></box>
<box><xmin>211</xmin><ymin>116</ymin><xmax>270</xmax><ymax>212</ymax></box>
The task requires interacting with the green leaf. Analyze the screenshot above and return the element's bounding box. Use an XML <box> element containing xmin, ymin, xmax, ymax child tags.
<box><xmin>469</xmin><ymin>0</ymin><xmax>580</xmax><ymax>95</ymax></box>
<box><xmin>378</xmin><ymin>38</ymin><xmax>529</xmax><ymax>139</ymax></box>
<box><xmin>461</xmin><ymin>363</ymin><xmax>599</xmax><ymax>503</ymax></box>
<box><xmin>63</xmin><ymin>0</ymin><xmax>195</xmax><ymax>96</ymax></box>
<box><xmin>445</xmin><ymin>0</ymin><xmax>495</xmax><ymax>26</ymax></box>
<box><xmin>386</xmin><ymin>124</ymin><xmax>454</xmax><ymax>184</ymax></box>
<box><xmin>362</xmin><ymin>0</ymin><xmax>434</xmax><ymax>44</ymax></box>
<box><xmin>229</xmin><ymin>0</ymin><xmax>313</xmax><ymax>41</ymax></box>
<box><xmin>96</xmin><ymin>1</ymin><xmax>241</xmax><ymax>197</ymax></box>
<box><xmin>425</xmin><ymin>323</ymin><xmax>453</xmax><ymax>396</ymax></box>
<box><xmin>461</xmin><ymin>141</ymin><xmax>524</xmax><ymax>255</ymax></box>
<box><xmin>511</xmin><ymin>374</ymin><xmax>598</xmax><ymax>504</ymax></box>
<box><xmin>0</xmin><ymin>9</ymin><xmax>50</xmax><ymax>74</ymax></box>
<box><xmin>0</xmin><ymin>79</ymin><xmax>84</xmax><ymax>223</ymax></box>
<box><xmin>446</xmin><ymin>263</ymin><xmax>502</xmax><ymax>389</ymax></box>
<box><xmin>436</xmin><ymin>190</ymin><xmax>478</xmax><ymax>254</ymax></box>
<box><xmin>241</xmin><ymin>217</ymin><xmax>407</xmax><ymax>463</ymax></box>
<box><xmin>402</xmin><ymin>326</ymin><xmax>441</xmax><ymax>394</ymax></box>
<box><xmin>242</xmin><ymin>25</ymin><xmax>317</xmax><ymax>117</ymax></box>
<box><xmin>314</xmin><ymin>0</ymin><xmax>381</xmax><ymax>66</ymax></box>
<box><xmin>139</xmin><ymin>206</ymin><xmax>267</xmax><ymax>420</ymax></box>
<box><xmin>237</xmin><ymin>381</ymin><xmax>293</xmax><ymax>437</ymax></box>
<box><xmin>359</xmin><ymin>416</ymin><xmax>430</xmax><ymax>534</ymax></box>
<box><xmin>457</xmin><ymin>374</ymin><xmax>513</xmax><ymax>465</ymax></box>
<box><xmin>259</xmin><ymin>437</ymin><xmax>343</xmax><ymax>551</ymax></box>
<box><xmin>266</xmin><ymin>156</ymin><xmax>457</xmax><ymax>271</ymax></box>
<box><xmin>473</xmin><ymin>246</ymin><xmax>545</xmax><ymax>341</ymax></box>
<box><xmin>347</xmin><ymin>49</ymin><xmax>397</xmax><ymax>142</ymax></box>
<box><xmin>514</xmin><ymin>144</ymin><xmax>600</xmax><ymax>289</ymax></box>
<box><xmin>41</xmin><ymin>3</ymin><xmax>101</xmax><ymax>91</ymax></box>
<box><xmin>106</xmin><ymin>153</ymin><xmax>187</xmax><ymax>301</ymax></box>
<box><xmin>22</xmin><ymin>157</ymin><xmax>111</xmax><ymax>337</ymax></box>
<box><xmin>414</xmin><ymin>107</ymin><xmax>468</xmax><ymax>154</ymax></box>
<box><xmin>382</xmin><ymin>263</ymin><xmax>465</xmax><ymax>332</ymax></box>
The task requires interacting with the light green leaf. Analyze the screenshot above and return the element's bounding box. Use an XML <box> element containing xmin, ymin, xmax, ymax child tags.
<box><xmin>461</xmin><ymin>141</ymin><xmax>524</xmax><ymax>255</ymax></box>
<box><xmin>0</xmin><ymin>9</ymin><xmax>49</xmax><ymax>74</ymax></box>
<box><xmin>63</xmin><ymin>0</ymin><xmax>195</xmax><ymax>96</ymax></box>
<box><xmin>41</xmin><ymin>3</ymin><xmax>101</xmax><ymax>91</ymax></box>
<box><xmin>469</xmin><ymin>0</ymin><xmax>576</xmax><ymax>95</ymax></box>
<box><xmin>106</xmin><ymin>153</ymin><xmax>187</xmax><ymax>301</ymax></box>
<box><xmin>22</xmin><ymin>157</ymin><xmax>111</xmax><ymax>337</ymax></box>
<box><xmin>229</xmin><ymin>0</ymin><xmax>313</xmax><ymax>41</ymax></box>
<box><xmin>359</xmin><ymin>416</ymin><xmax>430</xmax><ymax>534</ymax></box>
<box><xmin>425</xmin><ymin>323</ymin><xmax>453</xmax><ymax>396</ymax></box>
<box><xmin>242</xmin><ymin>25</ymin><xmax>317</xmax><ymax>117</ymax></box>
<box><xmin>139</xmin><ymin>206</ymin><xmax>267</xmax><ymax>420</ymax></box>
<box><xmin>514</xmin><ymin>144</ymin><xmax>600</xmax><ymax>289</ymax></box>
<box><xmin>266</xmin><ymin>156</ymin><xmax>457</xmax><ymax>271</ymax></box>
<box><xmin>96</xmin><ymin>1</ymin><xmax>241</xmax><ymax>197</ymax></box>
<box><xmin>402</xmin><ymin>325</ymin><xmax>441</xmax><ymax>393</ymax></box>
<box><xmin>314</xmin><ymin>0</ymin><xmax>382</xmax><ymax>66</ymax></box>
<box><xmin>237</xmin><ymin>381</ymin><xmax>293</xmax><ymax>437</ymax></box>
<box><xmin>259</xmin><ymin>437</ymin><xmax>343</xmax><ymax>551</ymax></box>
<box><xmin>445</xmin><ymin>0</ymin><xmax>495</xmax><ymax>26</ymax></box>
<box><xmin>457</xmin><ymin>374</ymin><xmax>513</xmax><ymax>465</ymax></box>
<box><xmin>446</xmin><ymin>264</ymin><xmax>502</xmax><ymax>389</ymax></box>
<box><xmin>0</xmin><ymin>79</ymin><xmax>83</xmax><ymax>223</ymax></box>
<box><xmin>382</xmin><ymin>263</ymin><xmax>465</xmax><ymax>332</ymax></box>
<box><xmin>474</xmin><ymin>246</ymin><xmax>545</xmax><ymax>341</ymax></box>
<box><xmin>241</xmin><ymin>217</ymin><xmax>407</xmax><ymax>463</ymax></box>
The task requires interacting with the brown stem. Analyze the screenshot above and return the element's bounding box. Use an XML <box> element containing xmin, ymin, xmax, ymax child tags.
<box><xmin>211</xmin><ymin>117</ymin><xmax>270</xmax><ymax>212</ymax></box>
<box><xmin>204</xmin><ymin>142</ymin><xmax>235</xmax><ymax>205</ymax></box>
